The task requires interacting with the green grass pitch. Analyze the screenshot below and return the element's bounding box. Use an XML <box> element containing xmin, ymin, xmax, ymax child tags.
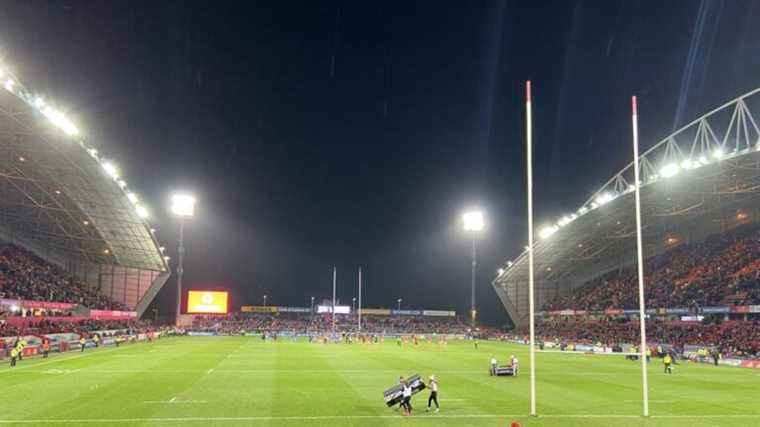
<box><xmin>1</xmin><ymin>336</ymin><xmax>758</xmax><ymax>426</ymax></box>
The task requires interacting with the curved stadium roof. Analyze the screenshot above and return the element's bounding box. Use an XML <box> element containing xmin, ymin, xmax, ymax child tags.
<box><xmin>0</xmin><ymin>64</ymin><xmax>169</xmax><ymax>314</ymax></box>
<box><xmin>493</xmin><ymin>88</ymin><xmax>760</xmax><ymax>327</ymax></box>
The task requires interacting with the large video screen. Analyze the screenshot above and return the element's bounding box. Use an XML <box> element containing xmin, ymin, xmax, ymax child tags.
<box><xmin>187</xmin><ymin>290</ymin><xmax>229</xmax><ymax>314</ymax></box>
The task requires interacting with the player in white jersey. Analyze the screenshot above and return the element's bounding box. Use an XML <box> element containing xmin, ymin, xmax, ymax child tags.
<box><xmin>510</xmin><ymin>354</ymin><xmax>519</xmax><ymax>375</ymax></box>
<box><xmin>426</xmin><ymin>375</ymin><xmax>439</xmax><ymax>412</ymax></box>
<box><xmin>400</xmin><ymin>379</ymin><xmax>413</xmax><ymax>415</ymax></box>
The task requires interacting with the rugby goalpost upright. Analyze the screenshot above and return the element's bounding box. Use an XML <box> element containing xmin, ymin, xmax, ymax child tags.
<box><xmin>526</xmin><ymin>81</ymin><xmax>537</xmax><ymax>417</ymax></box>
<box><xmin>631</xmin><ymin>96</ymin><xmax>650</xmax><ymax>417</ymax></box>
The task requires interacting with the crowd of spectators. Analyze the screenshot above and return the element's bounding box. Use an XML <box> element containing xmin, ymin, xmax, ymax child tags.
<box><xmin>191</xmin><ymin>312</ymin><xmax>469</xmax><ymax>335</ymax></box>
<box><xmin>522</xmin><ymin>317</ymin><xmax>760</xmax><ymax>358</ymax></box>
<box><xmin>0</xmin><ymin>318</ymin><xmax>147</xmax><ymax>339</ymax></box>
<box><xmin>0</xmin><ymin>245</ymin><xmax>129</xmax><ymax>311</ymax></box>
<box><xmin>547</xmin><ymin>225</ymin><xmax>760</xmax><ymax>311</ymax></box>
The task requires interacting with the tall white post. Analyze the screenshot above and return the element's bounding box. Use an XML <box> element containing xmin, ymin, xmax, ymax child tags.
<box><xmin>631</xmin><ymin>96</ymin><xmax>650</xmax><ymax>417</ymax></box>
<box><xmin>332</xmin><ymin>266</ymin><xmax>337</xmax><ymax>334</ymax></box>
<box><xmin>526</xmin><ymin>80</ymin><xmax>537</xmax><ymax>417</ymax></box>
<box><xmin>358</xmin><ymin>267</ymin><xmax>362</xmax><ymax>332</ymax></box>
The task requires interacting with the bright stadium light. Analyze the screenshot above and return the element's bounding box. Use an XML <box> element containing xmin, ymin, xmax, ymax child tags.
<box><xmin>41</xmin><ymin>106</ymin><xmax>79</xmax><ymax>136</ymax></box>
<box><xmin>462</xmin><ymin>209</ymin><xmax>484</xmax><ymax>328</ymax></box>
<box><xmin>101</xmin><ymin>161</ymin><xmax>119</xmax><ymax>179</ymax></box>
<box><xmin>135</xmin><ymin>205</ymin><xmax>149</xmax><ymax>219</ymax></box>
<box><xmin>595</xmin><ymin>192</ymin><xmax>614</xmax><ymax>206</ymax></box>
<box><xmin>539</xmin><ymin>225</ymin><xmax>558</xmax><ymax>239</ymax></box>
<box><xmin>497</xmin><ymin>268</ymin><xmax>505</xmax><ymax>275</ymax></box>
<box><xmin>659</xmin><ymin>162</ymin><xmax>680</xmax><ymax>178</ymax></box>
<box><xmin>557</xmin><ymin>215</ymin><xmax>574</xmax><ymax>227</ymax></box>
<box><xmin>462</xmin><ymin>210</ymin><xmax>484</xmax><ymax>231</ymax></box>
<box><xmin>4</xmin><ymin>79</ymin><xmax>14</xmax><ymax>91</ymax></box>
<box><xmin>171</xmin><ymin>194</ymin><xmax>196</xmax><ymax>217</ymax></box>
<box><xmin>171</xmin><ymin>192</ymin><xmax>197</xmax><ymax>326</ymax></box>
<box><xmin>712</xmin><ymin>148</ymin><xmax>724</xmax><ymax>159</ymax></box>
<box><xmin>127</xmin><ymin>192</ymin><xmax>139</xmax><ymax>204</ymax></box>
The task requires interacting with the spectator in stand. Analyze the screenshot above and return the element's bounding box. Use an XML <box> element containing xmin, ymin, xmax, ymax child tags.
<box><xmin>546</xmin><ymin>225</ymin><xmax>760</xmax><ymax>312</ymax></box>
<box><xmin>0</xmin><ymin>245</ymin><xmax>129</xmax><ymax>311</ymax></box>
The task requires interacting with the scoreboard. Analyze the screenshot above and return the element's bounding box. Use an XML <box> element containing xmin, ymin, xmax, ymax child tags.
<box><xmin>187</xmin><ymin>291</ymin><xmax>229</xmax><ymax>314</ymax></box>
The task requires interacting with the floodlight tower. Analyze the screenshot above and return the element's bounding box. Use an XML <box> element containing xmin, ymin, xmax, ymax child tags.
<box><xmin>171</xmin><ymin>193</ymin><xmax>196</xmax><ymax>326</ymax></box>
<box><xmin>462</xmin><ymin>210</ymin><xmax>484</xmax><ymax>328</ymax></box>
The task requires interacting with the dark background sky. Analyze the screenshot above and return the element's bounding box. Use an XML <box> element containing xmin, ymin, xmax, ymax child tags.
<box><xmin>1</xmin><ymin>0</ymin><xmax>759</xmax><ymax>326</ymax></box>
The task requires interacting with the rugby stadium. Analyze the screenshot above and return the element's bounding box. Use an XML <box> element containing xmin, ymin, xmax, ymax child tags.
<box><xmin>1</xmin><ymin>5</ymin><xmax>760</xmax><ymax>426</ymax></box>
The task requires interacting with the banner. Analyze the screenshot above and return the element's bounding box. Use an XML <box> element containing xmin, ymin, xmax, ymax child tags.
<box><xmin>0</xmin><ymin>298</ymin><xmax>76</xmax><ymax>310</ymax></box>
<box><xmin>740</xmin><ymin>360</ymin><xmax>760</xmax><ymax>369</ymax></box>
<box><xmin>360</xmin><ymin>308</ymin><xmax>391</xmax><ymax>316</ymax></box>
<box><xmin>666</xmin><ymin>308</ymin><xmax>688</xmax><ymax>314</ymax></box>
<box><xmin>90</xmin><ymin>310</ymin><xmax>137</xmax><ymax>320</ymax></box>
<box><xmin>422</xmin><ymin>310</ymin><xmax>456</xmax><ymax>317</ymax></box>
<box><xmin>750</xmin><ymin>305</ymin><xmax>760</xmax><ymax>313</ymax></box>
<box><xmin>277</xmin><ymin>306</ymin><xmax>311</xmax><ymax>313</ymax></box>
<box><xmin>392</xmin><ymin>309</ymin><xmax>422</xmax><ymax>316</ymax></box>
<box><xmin>241</xmin><ymin>306</ymin><xmax>278</xmax><ymax>313</ymax></box>
<box><xmin>701</xmin><ymin>306</ymin><xmax>729</xmax><ymax>314</ymax></box>
<box><xmin>730</xmin><ymin>305</ymin><xmax>750</xmax><ymax>314</ymax></box>
<box><xmin>604</xmin><ymin>308</ymin><xmax>623</xmax><ymax>315</ymax></box>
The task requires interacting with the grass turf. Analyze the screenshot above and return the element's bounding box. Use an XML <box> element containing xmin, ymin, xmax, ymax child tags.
<box><xmin>0</xmin><ymin>336</ymin><xmax>758</xmax><ymax>426</ymax></box>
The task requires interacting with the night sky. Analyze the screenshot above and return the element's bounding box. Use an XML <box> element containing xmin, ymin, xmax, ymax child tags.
<box><xmin>1</xmin><ymin>1</ymin><xmax>759</xmax><ymax>326</ymax></box>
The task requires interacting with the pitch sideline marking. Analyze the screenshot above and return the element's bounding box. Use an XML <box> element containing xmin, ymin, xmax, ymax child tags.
<box><xmin>1</xmin><ymin>414</ymin><xmax>759</xmax><ymax>423</ymax></box>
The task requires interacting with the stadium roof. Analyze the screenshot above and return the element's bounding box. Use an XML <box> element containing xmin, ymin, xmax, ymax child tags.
<box><xmin>0</xmin><ymin>65</ymin><xmax>168</xmax><ymax>272</ymax></box>
<box><xmin>493</xmin><ymin>88</ymin><xmax>760</xmax><ymax>327</ymax></box>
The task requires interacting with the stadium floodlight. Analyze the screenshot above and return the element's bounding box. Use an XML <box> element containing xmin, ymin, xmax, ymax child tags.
<box><xmin>101</xmin><ymin>161</ymin><xmax>119</xmax><ymax>179</ymax></box>
<box><xmin>171</xmin><ymin>194</ymin><xmax>196</xmax><ymax>217</ymax></box>
<box><xmin>397</xmin><ymin>298</ymin><xmax>402</xmax><ymax>310</ymax></box>
<box><xmin>712</xmin><ymin>148</ymin><xmax>724</xmax><ymax>159</ymax></box>
<box><xmin>4</xmin><ymin>79</ymin><xmax>14</xmax><ymax>91</ymax></box>
<box><xmin>462</xmin><ymin>209</ymin><xmax>484</xmax><ymax>328</ymax></box>
<box><xmin>659</xmin><ymin>162</ymin><xmax>680</xmax><ymax>178</ymax></box>
<box><xmin>41</xmin><ymin>106</ymin><xmax>79</xmax><ymax>136</ymax></box>
<box><xmin>497</xmin><ymin>268</ymin><xmax>504</xmax><ymax>275</ymax></box>
<box><xmin>595</xmin><ymin>192</ymin><xmax>614</xmax><ymax>206</ymax></box>
<box><xmin>539</xmin><ymin>225</ymin><xmax>558</xmax><ymax>240</ymax></box>
<box><xmin>127</xmin><ymin>192</ymin><xmax>139</xmax><ymax>204</ymax></box>
<box><xmin>462</xmin><ymin>210</ymin><xmax>484</xmax><ymax>231</ymax></box>
<box><xmin>171</xmin><ymin>192</ymin><xmax>197</xmax><ymax>326</ymax></box>
<box><xmin>135</xmin><ymin>205</ymin><xmax>149</xmax><ymax>219</ymax></box>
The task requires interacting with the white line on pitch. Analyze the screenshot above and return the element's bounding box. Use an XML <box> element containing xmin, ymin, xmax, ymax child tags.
<box><xmin>2</xmin><ymin>414</ymin><xmax>760</xmax><ymax>423</ymax></box>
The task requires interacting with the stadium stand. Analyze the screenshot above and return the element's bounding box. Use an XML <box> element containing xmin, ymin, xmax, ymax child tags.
<box><xmin>0</xmin><ymin>244</ymin><xmax>130</xmax><ymax>310</ymax></box>
<box><xmin>191</xmin><ymin>312</ymin><xmax>470</xmax><ymax>335</ymax></box>
<box><xmin>523</xmin><ymin>318</ymin><xmax>760</xmax><ymax>358</ymax></box>
<box><xmin>546</xmin><ymin>225</ymin><xmax>760</xmax><ymax>311</ymax></box>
